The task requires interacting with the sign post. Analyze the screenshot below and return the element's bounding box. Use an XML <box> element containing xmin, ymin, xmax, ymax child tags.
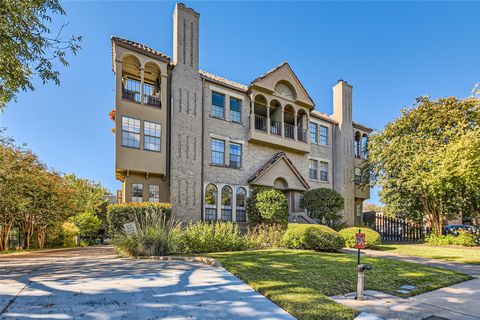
<box><xmin>354</xmin><ymin>228</ymin><xmax>366</xmax><ymax>265</ymax></box>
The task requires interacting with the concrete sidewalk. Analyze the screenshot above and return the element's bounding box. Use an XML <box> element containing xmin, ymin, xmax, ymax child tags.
<box><xmin>342</xmin><ymin>248</ymin><xmax>480</xmax><ymax>276</ymax></box>
<box><xmin>337</xmin><ymin>248</ymin><xmax>480</xmax><ymax>319</ymax></box>
<box><xmin>0</xmin><ymin>247</ymin><xmax>294</xmax><ymax>320</ymax></box>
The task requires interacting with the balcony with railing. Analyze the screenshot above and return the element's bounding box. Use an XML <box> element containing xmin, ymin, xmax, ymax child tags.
<box><xmin>120</xmin><ymin>56</ymin><xmax>162</xmax><ymax>108</ymax></box>
<box><xmin>248</xmin><ymin>95</ymin><xmax>310</xmax><ymax>154</ymax></box>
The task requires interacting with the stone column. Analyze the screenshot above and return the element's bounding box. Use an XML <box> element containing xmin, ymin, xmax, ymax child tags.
<box><xmin>294</xmin><ymin>110</ymin><xmax>298</xmax><ymax>140</ymax></box>
<box><xmin>267</xmin><ymin>106</ymin><xmax>271</xmax><ymax>134</ymax></box>
<box><xmin>140</xmin><ymin>67</ymin><xmax>145</xmax><ymax>104</ymax></box>
<box><xmin>281</xmin><ymin>105</ymin><xmax>285</xmax><ymax>138</ymax></box>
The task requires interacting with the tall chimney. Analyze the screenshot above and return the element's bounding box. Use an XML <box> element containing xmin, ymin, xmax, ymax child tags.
<box><xmin>333</xmin><ymin>80</ymin><xmax>353</xmax><ymax>127</ymax></box>
<box><xmin>173</xmin><ymin>3</ymin><xmax>200</xmax><ymax>70</ymax></box>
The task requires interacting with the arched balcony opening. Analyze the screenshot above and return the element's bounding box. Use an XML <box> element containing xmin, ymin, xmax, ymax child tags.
<box><xmin>254</xmin><ymin>95</ymin><xmax>268</xmax><ymax>132</ymax></box>
<box><xmin>143</xmin><ymin>62</ymin><xmax>161</xmax><ymax>107</ymax></box>
<box><xmin>121</xmin><ymin>55</ymin><xmax>142</xmax><ymax>103</ymax></box>
<box><xmin>269</xmin><ymin>99</ymin><xmax>282</xmax><ymax>136</ymax></box>
<box><xmin>354</xmin><ymin>131</ymin><xmax>361</xmax><ymax>158</ymax></box>
<box><xmin>297</xmin><ymin>109</ymin><xmax>308</xmax><ymax>142</ymax></box>
<box><xmin>361</xmin><ymin>134</ymin><xmax>368</xmax><ymax>159</ymax></box>
<box><xmin>283</xmin><ymin>105</ymin><xmax>295</xmax><ymax>139</ymax></box>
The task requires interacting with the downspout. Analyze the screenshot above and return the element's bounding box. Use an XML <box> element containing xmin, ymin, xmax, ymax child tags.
<box><xmin>201</xmin><ymin>77</ymin><xmax>205</xmax><ymax>221</ymax></box>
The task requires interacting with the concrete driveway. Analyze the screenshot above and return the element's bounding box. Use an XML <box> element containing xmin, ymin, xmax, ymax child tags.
<box><xmin>0</xmin><ymin>247</ymin><xmax>294</xmax><ymax>320</ymax></box>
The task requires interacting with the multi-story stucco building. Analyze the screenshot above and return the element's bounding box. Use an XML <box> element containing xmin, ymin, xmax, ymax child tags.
<box><xmin>111</xmin><ymin>3</ymin><xmax>371</xmax><ymax>226</ymax></box>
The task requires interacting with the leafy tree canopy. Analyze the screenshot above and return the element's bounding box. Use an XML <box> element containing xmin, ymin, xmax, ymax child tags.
<box><xmin>0</xmin><ymin>0</ymin><xmax>81</xmax><ymax>110</ymax></box>
<box><xmin>368</xmin><ymin>96</ymin><xmax>480</xmax><ymax>234</ymax></box>
<box><xmin>299</xmin><ymin>188</ymin><xmax>344</xmax><ymax>227</ymax></box>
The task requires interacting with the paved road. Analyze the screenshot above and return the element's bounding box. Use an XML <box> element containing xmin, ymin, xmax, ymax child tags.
<box><xmin>342</xmin><ymin>248</ymin><xmax>480</xmax><ymax>276</ymax></box>
<box><xmin>0</xmin><ymin>247</ymin><xmax>294</xmax><ymax>320</ymax></box>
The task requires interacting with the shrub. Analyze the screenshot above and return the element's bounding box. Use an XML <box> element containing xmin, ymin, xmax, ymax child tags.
<box><xmin>246</xmin><ymin>223</ymin><xmax>286</xmax><ymax>249</ymax></box>
<box><xmin>246</xmin><ymin>187</ymin><xmax>288</xmax><ymax>225</ymax></box>
<box><xmin>107</xmin><ymin>202</ymin><xmax>172</xmax><ymax>234</ymax></box>
<box><xmin>180</xmin><ymin>221</ymin><xmax>247</xmax><ymax>254</ymax></box>
<box><xmin>61</xmin><ymin>222</ymin><xmax>79</xmax><ymax>247</ymax></box>
<box><xmin>426</xmin><ymin>231</ymin><xmax>476</xmax><ymax>247</ymax></box>
<box><xmin>299</xmin><ymin>188</ymin><xmax>344</xmax><ymax>228</ymax></box>
<box><xmin>113</xmin><ymin>211</ymin><xmax>181</xmax><ymax>257</ymax></box>
<box><xmin>339</xmin><ymin>227</ymin><xmax>381</xmax><ymax>249</ymax></box>
<box><xmin>280</xmin><ymin>223</ymin><xmax>345</xmax><ymax>251</ymax></box>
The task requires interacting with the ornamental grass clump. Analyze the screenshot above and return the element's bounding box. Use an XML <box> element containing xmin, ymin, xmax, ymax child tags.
<box><xmin>281</xmin><ymin>223</ymin><xmax>345</xmax><ymax>252</ymax></box>
<box><xmin>246</xmin><ymin>223</ymin><xmax>286</xmax><ymax>249</ymax></box>
<box><xmin>113</xmin><ymin>210</ymin><xmax>181</xmax><ymax>257</ymax></box>
<box><xmin>180</xmin><ymin>221</ymin><xmax>246</xmax><ymax>253</ymax></box>
<box><xmin>339</xmin><ymin>227</ymin><xmax>381</xmax><ymax>249</ymax></box>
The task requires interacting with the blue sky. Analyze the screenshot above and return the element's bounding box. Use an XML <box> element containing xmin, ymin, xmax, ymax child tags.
<box><xmin>1</xmin><ymin>1</ymin><xmax>479</xmax><ymax>204</ymax></box>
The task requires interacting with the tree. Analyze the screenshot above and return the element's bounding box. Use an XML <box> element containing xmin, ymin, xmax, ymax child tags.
<box><xmin>363</xmin><ymin>203</ymin><xmax>384</xmax><ymax>212</ymax></box>
<box><xmin>68</xmin><ymin>211</ymin><xmax>101</xmax><ymax>238</ymax></box>
<box><xmin>369</xmin><ymin>96</ymin><xmax>480</xmax><ymax>235</ymax></box>
<box><xmin>246</xmin><ymin>187</ymin><xmax>288</xmax><ymax>225</ymax></box>
<box><xmin>0</xmin><ymin>0</ymin><xmax>82</xmax><ymax>110</ymax></box>
<box><xmin>299</xmin><ymin>188</ymin><xmax>344</xmax><ymax>227</ymax></box>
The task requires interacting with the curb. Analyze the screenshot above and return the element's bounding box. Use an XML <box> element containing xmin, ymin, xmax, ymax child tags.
<box><xmin>135</xmin><ymin>255</ymin><xmax>223</xmax><ymax>268</ymax></box>
<box><xmin>0</xmin><ymin>246</ymin><xmax>102</xmax><ymax>257</ymax></box>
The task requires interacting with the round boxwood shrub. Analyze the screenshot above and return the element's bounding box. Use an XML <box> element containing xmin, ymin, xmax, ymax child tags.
<box><xmin>339</xmin><ymin>227</ymin><xmax>381</xmax><ymax>249</ymax></box>
<box><xmin>247</xmin><ymin>187</ymin><xmax>288</xmax><ymax>225</ymax></box>
<box><xmin>280</xmin><ymin>223</ymin><xmax>345</xmax><ymax>252</ymax></box>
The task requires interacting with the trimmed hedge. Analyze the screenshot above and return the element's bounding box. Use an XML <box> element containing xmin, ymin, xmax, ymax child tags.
<box><xmin>107</xmin><ymin>202</ymin><xmax>172</xmax><ymax>234</ymax></box>
<box><xmin>247</xmin><ymin>187</ymin><xmax>288</xmax><ymax>225</ymax></box>
<box><xmin>426</xmin><ymin>232</ymin><xmax>477</xmax><ymax>247</ymax></box>
<box><xmin>280</xmin><ymin>223</ymin><xmax>345</xmax><ymax>252</ymax></box>
<box><xmin>339</xmin><ymin>227</ymin><xmax>381</xmax><ymax>249</ymax></box>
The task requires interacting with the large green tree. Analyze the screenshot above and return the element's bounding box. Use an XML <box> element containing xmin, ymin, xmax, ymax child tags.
<box><xmin>0</xmin><ymin>0</ymin><xmax>81</xmax><ymax>110</ymax></box>
<box><xmin>368</xmin><ymin>96</ymin><xmax>480</xmax><ymax>235</ymax></box>
<box><xmin>299</xmin><ymin>188</ymin><xmax>344</xmax><ymax>228</ymax></box>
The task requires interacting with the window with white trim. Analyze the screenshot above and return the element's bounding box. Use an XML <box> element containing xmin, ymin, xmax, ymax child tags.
<box><xmin>236</xmin><ymin>187</ymin><xmax>247</xmax><ymax>222</ymax></box>
<box><xmin>122</xmin><ymin>116</ymin><xmax>141</xmax><ymax>148</ymax></box>
<box><xmin>211</xmin><ymin>139</ymin><xmax>225</xmax><ymax>165</ymax></box>
<box><xmin>132</xmin><ymin>183</ymin><xmax>143</xmax><ymax>202</ymax></box>
<box><xmin>221</xmin><ymin>185</ymin><xmax>233</xmax><ymax>221</ymax></box>
<box><xmin>230</xmin><ymin>97</ymin><xmax>241</xmax><ymax>123</ymax></box>
<box><xmin>229</xmin><ymin>143</ymin><xmax>242</xmax><ymax>168</ymax></box>
<box><xmin>309</xmin><ymin>159</ymin><xmax>318</xmax><ymax>180</ymax></box>
<box><xmin>319</xmin><ymin>125</ymin><xmax>328</xmax><ymax>145</ymax></box>
<box><xmin>212</xmin><ymin>92</ymin><xmax>225</xmax><ymax>119</ymax></box>
<box><xmin>205</xmin><ymin>184</ymin><xmax>217</xmax><ymax>221</ymax></box>
<box><xmin>149</xmin><ymin>185</ymin><xmax>160</xmax><ymax>202</ymax></box>
<box><xmin>309</xmin><ymin>122</ymin><xmax>317</xmax><ymax>144</ymax></box>
<box><xmin>144</xmin><ymin>121</ymin><xmax>161</xmax><ymax>152</ymax></box>
<box><xmin>320</xmin><ymin>161</ymin><xmax>328</xmax><ymax>182</ymax></box>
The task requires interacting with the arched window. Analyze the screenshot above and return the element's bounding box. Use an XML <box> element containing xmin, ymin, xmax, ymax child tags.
<box><xmin>236</xmin><ymin>187</ymin><xmax>247</xmax><ymax>222</ymax></box>
<box><xmin>205</xmin><ymin>184</ymin><xmax>217</xmax><ymax>221</ymax></box>
<box><xmin>354</xmin><ymin>132</ymin><xmax>361</xmax><ymax>158</ymax></box>
<box><xmin>361</xmin><ymin>135</ymin><xmax>368</xmax><ymax>159</ymax></box>
<box><xmin>221</xmin><ymin>186</ymin><xmax>233</xmax><ymax>221</ymax></box>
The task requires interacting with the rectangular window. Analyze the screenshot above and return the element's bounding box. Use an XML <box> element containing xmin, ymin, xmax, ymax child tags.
<box><xmin>229</xmin><ymin>97</ymin><xmax>241</xmax><ymax>123</ymax></box>
<box><xmin>320</xmin><ymin>161</ymin><xmax>329</xmax><ymax>181</ymax></box>
<box><xmin>354</xmin><ymin>167</ymin><xmax>362</xmax><ymax>184</ymax></box>
<box><xmin>309</xmin><ymin>159</ymin><xmax>318</xmax><ymax>180</ymax></box>
<box><xmin>309</xmin><ymin>122</ymin><xmax>318</xmax><ymax>144</ymax></box>
<box><xmin>212</xmin><ymin>92</ymin><xmax>225</xmax><ymax>119</ymax></box>
<box><xmin>122</xmin><ymin>116</ymin><xmax>141</xmax><ymax>149</ymax></box>
<box><xmin>320</xmin><ymin>125</ymin><xmax>328</xmax><ymax>145</ymax></box>
<box><xmin>229</xmin><ymin>143</ymin><xmax>242</xmax><ymax>168</ymax></box>
<box><xmin>123</xmin><ymin>78</ymin><xmax>141</xmax><ymax>102</ymax></box>
<box><xmin>149</xmin><ymin>185</ymin><xmax>160</xmax><ymax>202</ymax></box>
<box><xmin>132</xmin><ymin>183</ymin><xmax>143</xmax><ymax>202</ymax></box>
<box><xmin>211</xmin><ymin>139</ymin><xmax>225</xmax><ymax>165</ymax></box>
<box><xmin>144</xmin><ymin>121</ymin><xmax>161</xmax><ymax>151</ymax></box>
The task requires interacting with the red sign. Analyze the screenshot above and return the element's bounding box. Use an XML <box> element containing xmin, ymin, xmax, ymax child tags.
<box><xmin>354</xmin><ymin>232</ymin><xmax>366</xmax><ymax>249</ymax></box>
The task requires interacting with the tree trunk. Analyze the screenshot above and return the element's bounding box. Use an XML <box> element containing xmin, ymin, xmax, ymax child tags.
<box><xmin>21</xmin><ymin>214</ymin><xmax>35</xmax><ymax>250</ymax></box>
<box><xmin>0</xmin><ymin>209</ymin><xmax>15</xmax><ymax>251</ymax></box>
<box><xmin>37</xmin><ymin>226</ymin><xmax>46</xmax><ymax>249</ymax></box>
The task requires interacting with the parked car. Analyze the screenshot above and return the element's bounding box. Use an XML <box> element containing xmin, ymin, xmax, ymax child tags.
<box><xmin>444</xmin><ymin>224</ymin><xmax>476</xmax><ymax>236</ymax></box>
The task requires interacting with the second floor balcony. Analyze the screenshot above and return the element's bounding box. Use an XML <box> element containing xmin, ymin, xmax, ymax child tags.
<box><xmin>249</xmin><ymin>95</ymin><xmax>310</xmax><ymax>154</ymax></box>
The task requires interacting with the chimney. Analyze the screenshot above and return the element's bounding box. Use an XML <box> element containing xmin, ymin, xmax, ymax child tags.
<box><xmin>333</xmin><ymin>80</ymin><xmax>353</xmax><ymax>126</ymax></box>
<box><xmin>173</xmin><ymin>3</ymin><xmax>200</xmax><ymax>70</ymax></box>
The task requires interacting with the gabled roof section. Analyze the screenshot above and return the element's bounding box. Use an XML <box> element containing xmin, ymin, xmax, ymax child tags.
<box><xmin>251</xmin><ymin>61</ymin><xmax>316</xmax><ymax>108</ymax></box>
<box><xmin>111</xmin><ymin>36</ymin><xmax>172</xmax><ymax>71</ymax></box>
<box><xmin>199</xmin><ymin>70</ymin><xmax>248</xmax><ymax>92</ymax></box>
<box><xmin>248</xmin><ymin>152</ymin><xmax>310</xmax><ymax>190</ymax></box>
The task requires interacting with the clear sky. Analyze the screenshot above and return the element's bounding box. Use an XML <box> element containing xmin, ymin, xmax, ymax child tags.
<box><xmin>1</xmin><ymin>1</ymin><xmax>479</xmax><ymax>204</ymax></box>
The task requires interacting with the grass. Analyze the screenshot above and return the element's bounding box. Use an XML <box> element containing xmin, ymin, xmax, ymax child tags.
<box><xmin>376</xmin><ymin>244</ymin><xmax>480</xmax><ymax>264</ymax></box>
<box><xmin>205</xmin><ymin>249</ymin><xmax>471</xmax><ymax>320</ymax></box>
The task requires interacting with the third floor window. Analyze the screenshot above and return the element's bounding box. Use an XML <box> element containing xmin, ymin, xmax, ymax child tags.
<box><xmin>309</xmin><ymin>122</ymin><xmax>318</xmax><ymax>143</ymax></box>
<box><xmin>230</xmin><ymin>97</ymin><xmax>241</xmax><ymax>123</ymax></box>
<box><xmin>320</xmin><ymin>125</ymin><xmax>328</xmax><ymax>145</ymax></box>
<box><xmin>212</xmin><ymin>92</ymin><xmax>225</xmax><ymax>119</ymax></box>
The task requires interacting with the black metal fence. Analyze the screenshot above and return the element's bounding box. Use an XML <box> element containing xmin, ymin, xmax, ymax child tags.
<box><xmin>363</xmin><ymin>213</ymin><xmax>432</xmax><ymax>243</ymax></box>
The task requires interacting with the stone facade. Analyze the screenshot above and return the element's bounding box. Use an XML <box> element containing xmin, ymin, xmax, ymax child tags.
<box><xmin>111</xmin><ymin>3</ymin><xmax>372</xmax><ymax>226</ymax></box>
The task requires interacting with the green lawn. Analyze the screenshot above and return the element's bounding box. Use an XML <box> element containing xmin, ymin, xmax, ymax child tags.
<box><xmin>205</xmin><ymin>249</ymin><xmax>471</xmax><ymax>320</ymax></box>
<box><xmin>375</xmin><ymin>244</ymin><xmax>480</xmax><ymax>264</ymax></box>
